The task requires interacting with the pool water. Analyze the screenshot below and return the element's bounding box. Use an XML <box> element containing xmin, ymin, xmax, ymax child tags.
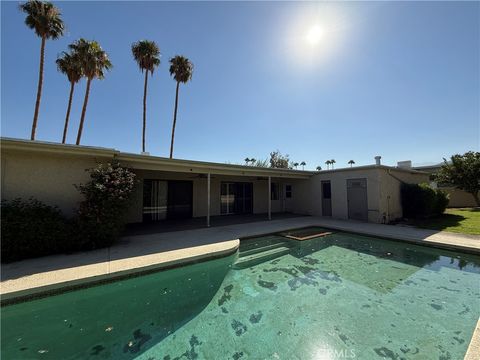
<box><xmin>2</xmin><ymin>231</ymin><xmax>479</xmax><ymax>359</ymax></box>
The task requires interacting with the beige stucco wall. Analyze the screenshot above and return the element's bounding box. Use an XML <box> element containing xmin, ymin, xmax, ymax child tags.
<box><xmin>1</xmin><ymin>150</ymin><xmax>107</xmax><ymax>217</ymax></box>
<box><xmin>378</xmin><ymin>169</ymin><xmax>430</xmax><ymax>222</ymax></box>
<box><xmin>308</xmin><ymin>168</ymin><xmax>382</xmax><ymax>222</ymax></box>
<box><xmin>440</xmin><ymin>187</ymin><xmax>477</xmax><ymax>208</ymax></box>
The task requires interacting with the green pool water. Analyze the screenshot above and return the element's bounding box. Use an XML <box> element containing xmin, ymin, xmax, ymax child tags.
<box><xmin>2</xmin><ymin>231</ymin><xmax>479</xmax><ymax>359</ymax></box>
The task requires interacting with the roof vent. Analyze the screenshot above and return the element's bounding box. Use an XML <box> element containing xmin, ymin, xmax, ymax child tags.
<box><xmin>397</xmin><ymin>160</ymin><xmax>412</xmax><ymax>169</ymax></box>
<box><xmin>375</xmin><ymin>156</ymin><xmax>381</xmax><ymax>166</ymax></box>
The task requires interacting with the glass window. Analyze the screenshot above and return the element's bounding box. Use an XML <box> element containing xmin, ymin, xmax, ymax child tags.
<box><xmin>286</xmin><ymin>185</ymin><xmax>292</xmax><ymax>198</ymax></box>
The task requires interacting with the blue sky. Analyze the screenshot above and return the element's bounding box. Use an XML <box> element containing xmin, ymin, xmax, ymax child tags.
<box><xmin>1</xmin><ymin>1</ymin><xmax>479</xmax><ymax>169</ymax></box>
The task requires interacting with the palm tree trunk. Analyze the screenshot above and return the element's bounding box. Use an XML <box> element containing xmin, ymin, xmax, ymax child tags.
<box><xmin>76</xmin><ymin>78</ymin><xmax>92</xmax><ymax>145</ymax></box>
<box><xmin>31</xmin><ymin>36</ymin><xmax>46</xmax><ymax>140</ymax></box>
<box><xmin>142</xmin><ymin>70</ymin><xmax>148</xmax><ymax>153</ymax></box>
<box><xmin>169</xmin><ymin>81</ymin><xmax>180</xmax><ymax>159</ymax></box>
<box><xmin>62</xmin><ymin>82</ymin><xmax>75</xmax><ymax>144</ymax></box>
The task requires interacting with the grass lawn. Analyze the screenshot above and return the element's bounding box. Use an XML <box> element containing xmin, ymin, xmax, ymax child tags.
<box><xmin>409</xmin><ymin>208</ymin><xmax>480</xmax><ymax>235</ymax></box>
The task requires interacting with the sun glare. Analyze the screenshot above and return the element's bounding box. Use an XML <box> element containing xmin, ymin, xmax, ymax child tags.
<box><xmin>306</xmin><ymin>25</ymin><xmax>324</xmax><ymax>46</ymax></box>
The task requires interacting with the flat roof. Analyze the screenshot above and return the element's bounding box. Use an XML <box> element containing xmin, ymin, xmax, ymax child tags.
<box><xmin>1</xmin><ymin>137</ymin><xmax>428</xmax><ymax>178</ymax></box>
<box><xmin>0</xmin><ymin>137</ymin><xmax>315</xmax><ymax>179</ymax></box>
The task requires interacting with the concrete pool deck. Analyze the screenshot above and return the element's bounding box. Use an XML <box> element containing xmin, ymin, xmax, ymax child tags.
<box><xmin>1</xmin><ymin>216</ymin><xmax>479</xmax><ymax>303</ymax></box>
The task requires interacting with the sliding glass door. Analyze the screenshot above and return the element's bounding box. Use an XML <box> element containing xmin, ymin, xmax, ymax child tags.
<box><xmin>220</xmin><ymin>182</ymin><xmax>253</xmax><ymax>215</ymax></box>
<box><xmin>143</xmin><ymin>180</ymin><xmax>168</xmax><ymax>222</ymax></box>
<box><xmin>143</xmin><ymin>180</ymin><xmax>193</xmax><ymax>222</ymax></box>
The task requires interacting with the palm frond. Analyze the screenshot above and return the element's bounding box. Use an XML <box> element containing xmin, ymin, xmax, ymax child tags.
<box><xmin>169</xmin><ymin>55</ymin><xmax>193</xmax><ymax>83</ymax></box>
<box><xmin>20</xmin><ymin>0</ymin><xmax>65</xmax><ymax>39</ymax></box>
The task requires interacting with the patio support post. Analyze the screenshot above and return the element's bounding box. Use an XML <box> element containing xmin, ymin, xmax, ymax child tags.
<box><xmin>268</xmin><ymin>176</ymin><xmax>272</xmax><ymax>220</ymax></box>
<box><xmin>207</xmin><ymin>173</ymin><xmax>211</xmax><ymax>227</ymax></box>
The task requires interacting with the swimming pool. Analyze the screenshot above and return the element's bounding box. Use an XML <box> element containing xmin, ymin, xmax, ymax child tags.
<box><xmin>2</xmin><ymin>230</ymin><xmax>479</xmax><ymax>359</ymax></box>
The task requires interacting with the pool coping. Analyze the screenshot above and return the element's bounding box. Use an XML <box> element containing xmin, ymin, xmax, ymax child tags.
<box><xmin>1</xmin><ymin>240</ymin><xmax>240</xmax><ymax>305</ymax></box>
<box><xmin>465</xmin><ymin>318</ymin><xmax>480</xmax><ymax>360</ymax></box>
<box><xmin>2</xmin><ymin>216</ymin><xmax>479</xmax><ymax>305</ymax></box>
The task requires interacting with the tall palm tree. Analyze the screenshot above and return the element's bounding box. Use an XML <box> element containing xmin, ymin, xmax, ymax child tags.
<box><xmin>293</xmin><ymin>162</ymin><xmax>299</xmax><ymax>169</ymax></box>
<box><xmin>325</xmin><ymin>160</ymin><xmax>331</xmax><ymax>170</ymax></box>
<box><xmin>20</xmin><ymin>0</ymin><xmax>65</xmax><ymax>140</ymax></box>
<box><xmin>348</xmin><ymin>160</ymin><xmax>355</xmax><ymax>167</ymax></box>
<box><xmin>56</xmin><ymin>51</ymin><xmax>82</xmax><ymax>144</ymax></box>
<box><xmin>70</xmin><ymin>39</ymin><xmax>112</xmax><ymax>145</ymax></box>
<box><xmin>169</xmin><ymin>55</ymin><xmax>193</xmax><ymax>158</ymax></box>
<box><xmin>316</xmin><ymin>166</ymin><xmax>322</xmax><ymax>171</ymax></box>
<box><xmin>244</xmin><ymin>157</ymin><xmax>250</xmax><ymax>165</ymax></box>
<box><xmin>330</xmin><ymin>159</ymin><xmax>336</xmax><ymax>169</ymax></box>
<box><xmin>131</xmin><ymin>40</ymin><xmax>160</xmax><ymax>153</ymax></box>
<box><xmin>250</xmin><ymin>158</ymin><xmax>256</xmax><ymax>165</ymax></box>
<box><xmin>300</xmin><ymin>161</ymin><xmax>306</xmax><ymax>170</ymax></box>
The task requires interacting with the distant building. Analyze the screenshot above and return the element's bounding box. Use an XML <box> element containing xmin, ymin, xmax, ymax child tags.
<box><xmin>412</xmin><ymin>163</ymin><xmax>477</xmax><ymax>208</ymax></box>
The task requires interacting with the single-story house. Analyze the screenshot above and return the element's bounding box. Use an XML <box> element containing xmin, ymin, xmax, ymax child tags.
<box><xmin>1</xmin><ymin>137</ymin><xmax>429</xmax><ymax>225</ymax></box>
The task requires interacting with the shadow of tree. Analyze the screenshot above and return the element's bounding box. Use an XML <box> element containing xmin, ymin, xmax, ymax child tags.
<box><xmin>409</xmin><ymin>214</ymin><xmax>466</xmax><ymax>231</ymax></box>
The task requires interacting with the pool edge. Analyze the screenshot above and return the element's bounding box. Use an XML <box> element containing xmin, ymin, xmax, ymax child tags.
<box><xmin>1</xmin><ymin>240</ymin><xmax>239</xmax><ymax>306</ymax></box>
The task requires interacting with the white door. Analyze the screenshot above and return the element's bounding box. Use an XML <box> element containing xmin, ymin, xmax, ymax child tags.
<box><xmin>284</xmin><ymin>184</ymin><xmax>293</xmax><ymax>212</ymax></box>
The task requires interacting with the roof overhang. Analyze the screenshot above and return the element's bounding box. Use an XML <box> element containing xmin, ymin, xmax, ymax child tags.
<box><xmin>0</xmin><ymin>138</ymin><xmax>314</xmax><ymax>179</ymax></box>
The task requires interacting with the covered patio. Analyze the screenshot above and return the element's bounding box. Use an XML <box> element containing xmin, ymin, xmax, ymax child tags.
<box><xmin>118</xmin><ymin>152</ymin><xmax>315</xmax><ymax>227</ymax></box>
<box><xmin>125</xmin><ymin>212</ymin><xmax>305</xmax><ymax>236</ymax></box>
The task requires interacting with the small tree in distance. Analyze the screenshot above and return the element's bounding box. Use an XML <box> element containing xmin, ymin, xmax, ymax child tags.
<box><xmin>348</xmin><ymin>160</ymin><xmax>355</xmax><ymax>167</ymax></box>
<box><xmin>436</xmin><ymin>151</ymin><xmax>480</xmax><ymax>206</ymax></box>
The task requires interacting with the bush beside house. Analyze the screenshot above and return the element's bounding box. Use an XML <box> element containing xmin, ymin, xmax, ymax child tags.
<box><xmin>401</xmin><ymin>183</ymin><xmax>449</xmax><ymax>219</ymax></box>
<box><xmin>1</xmin><ymin>161</ymin><xmax>136</xmax><ymax>263</ymax></box>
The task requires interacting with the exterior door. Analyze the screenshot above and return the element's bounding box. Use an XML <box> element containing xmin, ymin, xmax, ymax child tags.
<box><xmin>321</xmin><ymin>181</ymin><xmax>332</xmax><ymax>216</ymax></box>
<box><xmin>220</xmin><ymin>182</ymin><xmax>253</xmax><ymax>215</ymax></box>
<box><xmin>347</xmin><ymin>178</ymin><xmax>368</xmax><ymax>221</ymax></box>
<box><xmin>284</xmin><ymin>184</ymin><xmax>293</xmax><ymax>212</ymax></box>
<box><xmin>167</xmin><ymin>181</ymin><xmax>193</xmax><ymax>219</ymax></box>
<box><xmin>143</xmin><ymin>180</ymin><xmax>168</xmax><ymax>222</ymax></box>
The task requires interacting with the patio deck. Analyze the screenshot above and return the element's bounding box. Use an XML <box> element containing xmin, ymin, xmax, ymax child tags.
<box><xmin>1</xmin><ymin>215</ymin><xmax>479</xmax><ymax>303</ymax></box>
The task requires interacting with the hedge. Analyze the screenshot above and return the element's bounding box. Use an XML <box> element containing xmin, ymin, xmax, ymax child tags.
<box><xmin>401</xmin><ymin>183</ymin><xmax>449</xmax><ymax>219</ymax></box>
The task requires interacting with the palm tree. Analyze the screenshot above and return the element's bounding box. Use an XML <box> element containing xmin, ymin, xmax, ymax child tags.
<box><xmin>56</xmin><ymin>51</ymin><xmax>82</xmax><ymax>144</ymax></box>
<box><xmin>348</xmin><ymin>160</ymin><xmax>355</xmax><ymax>167</ymax></box>
<box><xmin>244</xmin><ymin>157</ymin><xmax>250</xmax><ymax>165</ymax></box>
<box><xmin>169</xmin><ymin>55</ymin><xmax>193</xmax><ymax>158</ymax></box>
<box><xmin>20</xmin><ymin>0</ymin><xmax>65</xmax><ymax>140</ymax></box>
<box><xmin>70</xmin><ymin>39</ymin><xmax>112</xmax><ymax>145</ymax></box>
<box><xmin>131</xmin><ymin>40</ymin><xmax>160</xmax><ymax>153</ymax></box>
<box><xmin>293</xmin><ymin>162</ymin><xmax>299</xmax><ymax>169</ymax></box>
<box><xmin>316</xmin><ymin>166</ymin><xmax>322</xmax><ymax>171</ymax></box>
<box><xmin>250</xmin><ymin>158</ymin><xmax>256</xmax><ymax>165</ymax></box>
<box><xmin>325</xmin><ymin>160</ymin><xmax>331</xmax><ymax>170</ymax></box>
<box><xmin>330</xmin><ymin>159</ymin><xmax>336</xmax><ymax>169</ymax></box>
<box><xmin>300</xmin><ymin>161</ymin><xmax>306</xmax><ymax>170</ymax></box>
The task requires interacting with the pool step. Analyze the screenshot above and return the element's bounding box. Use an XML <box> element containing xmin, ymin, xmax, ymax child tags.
<box><xmin>239</xmin><ymin>241</ymin><xmax>290</xmax><ymax>258</ymax></box>
<box><xmin>234</xmin><ymin>246</ymin><xmax>291</xmax><ymax>269</ymax></box>
<box><xmin>239</xmin><ymin>235</ymin><xmax>285</xmax><ymax>252</ymax></box>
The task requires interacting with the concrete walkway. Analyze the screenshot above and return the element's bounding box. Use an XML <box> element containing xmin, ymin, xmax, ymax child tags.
<box><xmin>2</xmin><ymin>216</ymin><xmax>479</xmax><ymax>302</ymax></box>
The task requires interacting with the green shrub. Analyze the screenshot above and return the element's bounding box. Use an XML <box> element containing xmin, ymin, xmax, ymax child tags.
<box><xmin>74</xmin><ymin>161</ymin><xmax>136</xmax><ymax>249</ymax></box>
<box><xmin>1</xmin><ymin>198</ymin><xmax>71</xmax><ymax>263</ymax></box>
<box><xmin>401</xmin><ymin>183</ymin><xmax>449</xmax><ymax>219</ymax></box>
<box><xmin>1</xmin><ymin>162</ymin><xmax>136</xmax><ymax>263</ymax></box>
